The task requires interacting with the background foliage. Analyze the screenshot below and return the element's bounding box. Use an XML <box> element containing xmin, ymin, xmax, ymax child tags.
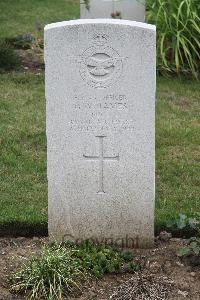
<box><xmin>0</xmin><ymin>0</ymin><xmax>200</xmax><ymax>77</ymax></box>
<box><xmin>146</xmin><ymin>0</ymin><xmax>200</xmax><ymax>77</ymax></box>
<box><xmin>0</xmin><ymin>40</ymin><xmax>20</xmax><ymax>72</ymax></box>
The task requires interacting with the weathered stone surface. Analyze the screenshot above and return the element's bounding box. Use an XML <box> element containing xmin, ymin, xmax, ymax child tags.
<box><xmin>45</xmin><ymin>19</ymin><xmax>156</xmax><ymax>248</ymax></box>
<box><xmin>80</xmin><ymin>0</ymin><xmax>146</xmax><ymax>22</ymax></box>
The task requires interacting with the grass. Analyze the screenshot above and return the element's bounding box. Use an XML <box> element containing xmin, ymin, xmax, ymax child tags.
<box><xmin>156</xmin><ymin>77</ymin><xmax>200</xmax><ymax>231</ymax></box>
<box><xmin>0</xmin><ymin>0</ymin><xmax>79</xmax><ymax>39</ymax></box>
<box><xmin>10</xmin><ymin>242</ymin><xmax>87</xmax><ymax>299</ymax></box>
<box><xmin>0</xmin><ymin>73</ymin><xmax>199</xmax><ymax>234</ymax></box>
<box><xmin>0</xmin><ymin>73</ymin><xmax>47</xmax><ymax>232</ymax></box>
<box><xmin>0</xmin><ymin>0</ymin><xmax>199</xmax><ymax>236</ymax></box>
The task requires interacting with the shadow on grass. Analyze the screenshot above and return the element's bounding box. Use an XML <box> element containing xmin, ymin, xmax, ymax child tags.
<box><xmin>0</xmin><ymin>222</ymin><xmax>48</xmax><ymax>237</ymax></box>
<box><xmin>0</xmin><ymin>222</ymin><xmax>198</xmax><ymax>239</ymax></box>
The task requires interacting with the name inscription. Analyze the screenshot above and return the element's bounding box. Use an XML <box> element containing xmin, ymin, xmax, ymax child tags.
<box><xmin>69</xmin><ymin>94</ymin><xmax>135</xmax><ymax>132</ymax></box>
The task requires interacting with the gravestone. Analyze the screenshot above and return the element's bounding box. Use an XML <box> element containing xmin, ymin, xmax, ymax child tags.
<box><xmin>80</xmin><ymin>0</ymin><xmax>146</xmax><ymax>22</ymax></box>
<box><xmin>45</xmin><ymin>19</ymin><xmax>156</xmax><ymax>248</ymax></box>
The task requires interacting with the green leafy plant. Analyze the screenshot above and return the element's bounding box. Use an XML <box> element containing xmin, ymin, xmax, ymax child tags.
<box><xmin>166</xmin><ymin>213</ymin><xmax>200</xmax><ymax>235</ymax></box>
<box><xmin>178</xmin><ymin>237</ymin><xmax>200</xmax><ymax>265</ymax></box>
<box><xmin>0</xmin><ymin>39</ymin><xmax>20</xmax><ymax>71</ymax></box>
<box><xmin>76</xmin><ymin>240</ymin><xmax>123</xmax><ymax>278</ymax></box>
<box><xmin>128</xmin><ymin>262</ymin><xmax>140</xmax><ymax>273</ymax></box>
<box><xmin>121</xmin><ymin>250</ymin><xmax>135</xmax><ymax>262</ymax></box>
<box><xmin>146</xmin><ymin>0</ymin><xmax>200</xmax><ymax>77</ymax></box>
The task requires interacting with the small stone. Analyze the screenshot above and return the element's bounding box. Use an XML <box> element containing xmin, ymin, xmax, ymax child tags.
<box><xmin>149</xmin><ymin>261</ymin><xmax>161</xmax><ymax>274</ymax></box>
<box><xmin>170</xmin><ymin>238</ymin><xmax>182</xmax><ymax>243</ymax></box>
<box><xmin>15</xmin><ymin>237</ymin><xmax>26</xmax><ymax>241</ymax></box>
<box><xmin>32</xmin><ymin>237</ymin><xmax>40</xmax><ymax>242</ymax></box>
<box><xmin>158</xmin><ymin>231</ymin><xmax>172</xmax><ymax>242</ymax></box>
<box><xmin>176</xmin><ymin>261</ymin><xmax>184</xmax><ymax>267</ymax></box>
<box><xmin>163</xmin><ymin>260</ymin><xmax>172</xmax><ymax>274</ymax></box>
<box><xmin>178</xmin><ymin>290</ymin><xmax>189</xmax><ymax>297</ymax></box>
<box><xmin>178</xmin><ymin>280</ymin><xmax>190</xmax><ymax>290</ymax></box>
<box><xmin>89</xmin><ymin>290</ymin><xmax>97</xmax><ymax>297</ymax></box>
<box><xmin>190</xmin><ymin>272</ymin><xmax>196</xmax><ymax>277</ymax></box>
<box><xmin>151</xmin><ymin>248</ymin><xmax>159</xmax><ymax>255</ymax></box>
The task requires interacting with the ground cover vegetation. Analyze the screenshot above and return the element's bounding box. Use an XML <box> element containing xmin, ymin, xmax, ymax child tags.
<box><xmin>7</xmin><ymin>235</ymin><xmax>200</xmax><ymax>299</ymax></box>
<box><xmin>10</xmin><ymin>240</ymin><xmax>137</xmax><ymax>299</ymax></box>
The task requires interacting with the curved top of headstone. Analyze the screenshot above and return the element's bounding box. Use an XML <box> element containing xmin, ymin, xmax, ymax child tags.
<box><xmin>44</xmin><ymin>19</ymin><xmax>155</xmax><ymax>32</ymax></box>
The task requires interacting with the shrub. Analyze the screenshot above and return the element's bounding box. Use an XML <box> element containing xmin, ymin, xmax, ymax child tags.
<box><xmin>146</xmin><ymin>0</ymin><xmax>200</xmax><ymax>77</ymax></box>
<box><xmin>0</xmin><ymin>40</ymin><xmax>20</xmax><ymax>71</ymax></box>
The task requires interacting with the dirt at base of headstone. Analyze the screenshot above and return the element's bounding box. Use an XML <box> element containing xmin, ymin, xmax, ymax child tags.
<box><xmin>0</xmin><ymin>237</ymin><xmax>200</xmax><ymax>300</ymax></box>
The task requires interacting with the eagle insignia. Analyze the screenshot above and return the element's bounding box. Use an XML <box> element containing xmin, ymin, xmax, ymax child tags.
<box><xmin>79</xmin><ymin>40</ymin><xmax>123</xmax><ymax>89</ymax></box>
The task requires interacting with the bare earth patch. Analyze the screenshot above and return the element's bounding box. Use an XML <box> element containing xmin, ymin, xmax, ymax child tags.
<box><xmin>0</xmin><ymin>237</ymin><xmax>199</xmax><ymax>300</ymax></box>
<box><xmin>16</xmin><ymin>49</ymin><xmax>44</xmax><ymax>73</ymax></box>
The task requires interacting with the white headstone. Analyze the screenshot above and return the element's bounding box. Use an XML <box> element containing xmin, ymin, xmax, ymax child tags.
<box><xmin>45</xmin><ymin>19</ymin><xmax>156</xmax><ymax>248</ymax></box>
<box><xmin>80</xmin><ymin>0</ymin><xmax>145</xmax><ymax>22</ymax></box>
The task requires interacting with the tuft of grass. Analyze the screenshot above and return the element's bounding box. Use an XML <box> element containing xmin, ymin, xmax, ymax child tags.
<box><xmin>10</xmin><ymin>243</ymin><xmax>87</xmax><ymax>299</ymax></box>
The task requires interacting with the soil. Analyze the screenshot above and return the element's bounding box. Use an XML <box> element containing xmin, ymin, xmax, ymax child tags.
<box><xmin>0</xmin><ymin>235</ymin><xmax>200</xmax><ymax>300</ymax></box>
<box><xmin>16</xmin><ymin>48</ymin><xmax>44</xmax><ymax>73</ymax></box>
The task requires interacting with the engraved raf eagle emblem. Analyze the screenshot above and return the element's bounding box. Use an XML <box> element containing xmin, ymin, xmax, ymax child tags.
<box><xmin>86</xmin><ymin>54</ymin><xmax>117</xmax><ymax>77</ymax></box>
<box><xmin>80</xmin><ymin>42</ymin><xmax>123</xmax><ymax>88</ymax></box>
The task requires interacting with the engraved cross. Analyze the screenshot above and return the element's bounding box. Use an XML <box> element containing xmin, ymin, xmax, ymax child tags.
<box><xmin>83</xmin><ymin>136</ymin><xmax>119</xmax><ymax>194</ymax></box>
